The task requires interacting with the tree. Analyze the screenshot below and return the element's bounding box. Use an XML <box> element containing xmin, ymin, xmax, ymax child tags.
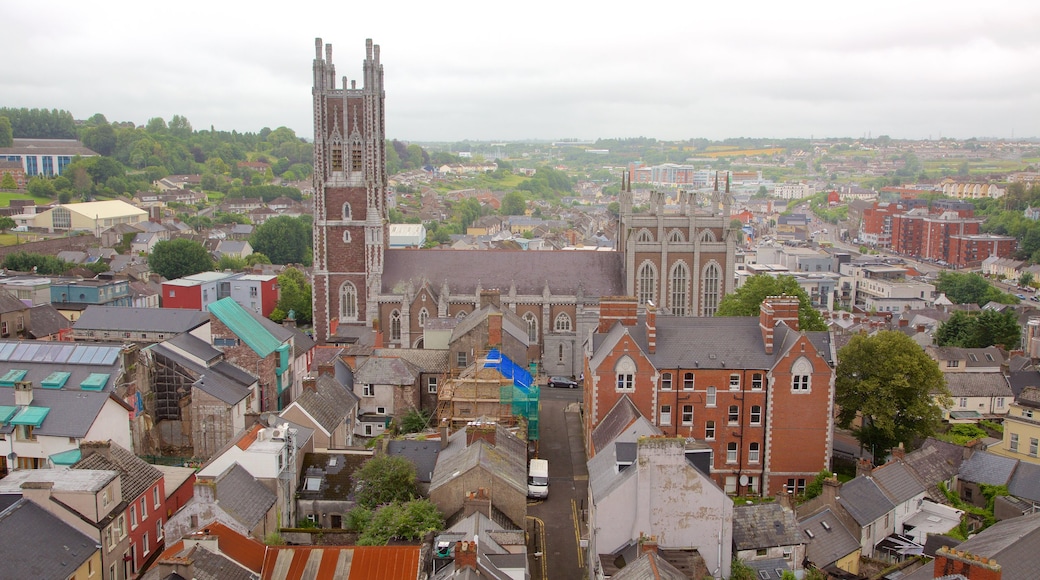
<box><xmin>715</xmin><ymin>274</ymin><xmax>827</xmax><ymax>331</ymax></box>
<box><xmin>398</xmin><ymin>409</ymin><xmax>431</xmax><ymax>434</ymax></box>
<box><xmin>2</xmin><ymin>252</ymin><xmax>69</xmax><ymax>275</ymax></box>
<box><xmin>148</xmin><ymin>238</ymin><xmax>213</xmax><ymax>280</ymax></box>
<box><xmin>250</xmin><ymin>215</ymin><xmax>311</xmax><ymax>265</ymax></box>
<box><xmin>351</xmin><ymin>455</ymin><xmax>418</xmax><ymax>509</ymax></box>
<box><xmin>216</xmin><ymin>255</ymin><xmax>248</xmax><ymax>271</ymax></box>
<box><xmin>935</xmin><ymin>309</ymin><xmax>1021</xmax><ymax>349</ymax></box>
<box><xmin>26</xmin><ymin>176</ymin><xmax>56</xmax><ymax>199</ymax></box>
<box><xmin>353</xmin><ymin>499</ymin><xmax>443</xmax><ymax>545</ymax></box>
<box><xmin>1021</xmin><ymin>272</ymin><xmax>1035</xmax><ymax>288</ymax></box>
<box><xmin>0</xmin><ymin>116</ymin><xmax>12</xmax><ymax>147</ymax></box>
<box><xmin>274</xmin><ymin>267</ymin><xmax>312</xmax><ymax>325</ymax></box>
<box><xmin>0</xmin><ymin>173</ymin><xmax>16</xmax><ymax>190</ymax></box>
<box><xmin>500</xmin><ymin>191</ymin><xmax>526</xmax><ymax>216</ymax></box>
<box><xmin>935</xmin><ymin>271</ymin><xmax>1016</xmax><ymax>306</ymax></box>
<box><xmin>836</xmin><ymin>331</ymin><xmax>950</xmax><ymax>454</ymax></box>
<box><xmin>0</xmin><ymin>216</ymin><xmax>16</xmax><ymax>233</ymax></box>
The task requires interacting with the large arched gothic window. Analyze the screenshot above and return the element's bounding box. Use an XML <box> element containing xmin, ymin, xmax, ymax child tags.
<box><xmin>701</xmin><ymin>262</ymin><xmax>721</xmax><ymax>316</ymax></box>
<box><xmin>554</xmin><ymin>313</ymin><xmax>572</xmax><ymax>332</ymax></box>
<box><xmin>668</xmin><ymin>230</ymin><xmax>685</xmax><ymax>243</ymax></box>
<box><xmin>637</xmin><ymin>229</ymin><xmax>653</xmax><ymax>242</ymax></box>
<box><xmin>523</xmin><ymin>312</ymin><xmax>538</xmax><ymax>343</ymax></box>
<box><xmin>418</xmin><ymin>308</ymin><xmax>429</xmax><ymax>329</ymax></box>
<box><xmin>342</xmin><ymin>202</ymin><xmax>352</xmax><ymax>220</ymax></box>
<box><xmin>339</xmin><ymin>282</ymin><xmax>358</xmax><ymax>321</ymax></box>
<box><xmin>350</xmin><ymin>135</ymin><xmax>363</xmax><ymax>172</ymax></box>
<box><xmin>390</xmin><ymin>310</ymin><xmax>402</xmax><ymax>341</ymax></box>
<box><xmin>637</xmin><ymin>262</ymin><xmax>657</xmax><ymax>306</ymax></box>
<box><xmin>698</xmin><ymin>229</ymin><xmax>718</xmax><ymax>242</ymax></box>
<box><xmin>669</xmin><ymin>262</ymin><xmax>689</xmax><ymax>316</ymax></box>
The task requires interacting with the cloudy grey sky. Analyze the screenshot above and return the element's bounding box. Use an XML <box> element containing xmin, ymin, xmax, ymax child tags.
<box><xmin>3</xmin><ymin>1</ymin><xmax>1039</xmax><ymax>142</ymax></box>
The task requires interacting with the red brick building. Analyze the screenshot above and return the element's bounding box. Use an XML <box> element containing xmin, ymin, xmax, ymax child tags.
<box><xmin>891</xmin><ymin>211</ymin><xmax>984</xmax><ymax>262</ymax></box>
<box><xmin>584</xmin><ymin>296</ymin><xmax>834</xmax><ymax>496</ymax></box>
<box><xmin>947</xmin><ymin>234</ymin><xmax>1018</xmax><ymax>267</ymax></box>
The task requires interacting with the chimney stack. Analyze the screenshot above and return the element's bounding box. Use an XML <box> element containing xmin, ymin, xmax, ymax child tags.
<box><xmin>463</xmin><ymin>488</ymin><xmax>492</xmax><ymax>518</ymax></box>
<box><xmin>760</xmin><ymin>296</ymin><xmax>800</xmax><ymax>355</ymax></box>
<box><xmin>598</xmin><ymin>296</ymin><xmax>639</xmax><ymax>333</ymax></box>
<box><xmin>440</xmin><ymin>420</ymin><xmax>450</xmax><ymax>450</ymax></box>
<box><xmin>822</xmin><ymin>476</ymin><xmax>840</xmax><ymax>506</ymax></box>
<box><xmin>646</xmin><ymin>303</ymin><xmax>657</xmax><ymax>354</ymax></box>
<box><xmin>857</xmin><ymin>458</ymin><xmax>874</xmax><ymax>478</ymax></box>
<box><xmin>891</xmin><ymin>442</ymin><xmax>906</xmax><ymax>461</ymax></box>
<box><xmin>466</xmin><ymin>422</ymin><xmax>496</xmax><ymax>447</ymax></box>
<box><xmin>302</xmin><ymin>374</ymin><xmax>317</xmax><ymax>393</ymax></box>
<box><xmin>639</xmin><ymin>534</ymin><xmax>659</xmax><ymax>555</ymax></box>
<box><xmin>455</xmin><ymin>541</ymin><xmax>478</xmax><ymax>571</ymax></box>
<box><xmin>14</xmin><ymin>380</ymin><xmax>32</xmax><ymax>406</ymax></box>
<box><xmin>480</xmin><ymin>290</ymin><xmax>501</xmax><ymax>309</ymax></box>
<box><xmin>488</xmin><ymin>312</ymin><xmax>502</xmax><ymax>347</ymax></box>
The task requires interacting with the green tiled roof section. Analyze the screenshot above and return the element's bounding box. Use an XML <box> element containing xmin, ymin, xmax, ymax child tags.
<box><xmin>41</xmin><ymin>372</ymin><xmax>72</xmax><ymax>389</ymax></box>
<box><xmin>208</xmin><ymin>297</ymin><xmax>280</xmax><ymax>357</ymax></box>
<box><xmin>49</xmin><ymin>449</ymin><xmax>82</xmax><ymax>465</ymax></box>
<box><xmin>80</xmin><ymin>373</ymin><xmax>110</xmax><ymax>391</ymax></box>
<box><xmin>0</xmin><ymin>406</ymin><xmax>18</xmax><ymax>423</ymax></box>
<box><xmin>0</xmin><ymin>369</ymin><xmax>27</xmax><ymax>387</ymax></box>
<box><xmin>11</xmin><ymin>406</ymin><xmax>50</xmax><ymax>427</ymax></box>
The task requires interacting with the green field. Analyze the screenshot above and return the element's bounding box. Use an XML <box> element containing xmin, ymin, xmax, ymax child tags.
<box><xmin>0</xmin><ymin>192</ymin><xmax>49</xmax><ymax>207</ymax></box>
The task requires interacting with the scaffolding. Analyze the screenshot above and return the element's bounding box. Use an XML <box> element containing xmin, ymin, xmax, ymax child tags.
<box><xmin>435</xmin><ymin>349</ymin><xmax>540</xmax><ymax>440</ymax></box>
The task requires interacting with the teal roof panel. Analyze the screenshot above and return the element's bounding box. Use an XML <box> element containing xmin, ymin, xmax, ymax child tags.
<box><xmin>0</xmin><ymin>369</ymin><xmax>27</xmax><ymax>387</ymax></box>
<box><xmin>208</xmin><ymin>297</ymin><xmax>281</xmax><ymax>357</ymax></box>
<box><xmin>49</xmin><ymin>449</ymin><xmax>82</xmax><ymax>465</ymax></box>
<box><xmin>41</xmin><ymin>372</ymin><xmax>72</xmax><ymax>389</ymax></box>
<box><xmin>11</xmin><ymin>406</ymin><xmax>50</xmax><ymax>427</ymax></box>
<box><xmin>80</xmin><ymin>373</ymin><xmax>110</xmax><ymax>391</ymax></box>
<box><xmin>0</xmin><ymin>405</ymin><xmax>18</xmax><ymax>423</ymax></box>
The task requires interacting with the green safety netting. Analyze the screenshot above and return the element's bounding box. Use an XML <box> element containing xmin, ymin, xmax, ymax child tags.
<box><xmin>485</xmin><ymin>348</ymin><xmax>540</xmax><ymax>440</ymax></box>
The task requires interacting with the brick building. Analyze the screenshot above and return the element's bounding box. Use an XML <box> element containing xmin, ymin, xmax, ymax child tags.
<box><xmin>584</xmin><ymin>296</ymin><xmax>835</xmax><ymax>496</ymax></box>
<box><xmin>891</xmin><ymin>210</ymin><xmax>985</xmax><ymax>262</ymax></box>
<box><xmin>947</xmin><ymin>234</ymin><xmax>1018</xmax><ymax>268</ymax></box>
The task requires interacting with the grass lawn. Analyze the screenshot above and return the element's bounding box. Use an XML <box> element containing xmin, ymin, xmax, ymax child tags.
<box><xmin>0</xmin><ymin>191</ymin><xmax>49</xmax><ymax>207</ymax></box>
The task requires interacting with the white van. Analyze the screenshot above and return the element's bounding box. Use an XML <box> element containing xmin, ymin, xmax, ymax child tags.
<box><xmin>528</xmin><ymin>458</ymin><xmax>548</xmax><ymax>498</ymax></box>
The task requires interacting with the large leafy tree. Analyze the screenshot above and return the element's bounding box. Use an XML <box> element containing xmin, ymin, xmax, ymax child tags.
<box><xmin>715</xmin><ymin>274</ymin><xmax>827</xmax><ymax>331</ymax></box>
<box><xmin>250</xmin><ymin>215</ymin><xmax>312</xmax><ymax>265</ymax></box>
<box><xmin>351</xmin><ymin>455</ymin><xmax>418</xmax><ymax>509</ymax></box>
<box><xmin>0</xmin><ymin>116</ymin><xmax>12</xmax><ymax>147</ymax></box>
<box><xmin>935</xmin><ymin>271</ymin><xmax>1017</xmax><ymax>306</ymax></box>
<box><xmin>500</xmin><ymin>191</ymin><xmax>526</xmax><ymax>216</ymax></box>
<box><xmin>148</xmin><ymin>238</ymin><xmax>213</xmax><ymax>280</ymax></box>
<box><xmin>0</xmin><ymin>216</ymin><xmax>16</xmax><ymax>233</ymax></box>
<box><xmin>350</xmin><ymin>499</ymin><xmax>443</xmax><ymax>545</ymax></box>
<box><xmin>935</xmin><ymin>309</ymin><xmax>1021</xmax><ymax>349</ymax></box>
<box><xmin>836</xmin><ymin>331</ymin><xmax>950</xmax><ymax>454</ymax></box>
<box><xmin>273</xmin><ymin>267</ymin><xmax>312</xmax><ymax>325</ymax></box>
<box><xmin>2</xmin><ymin>252</ymin><xmax>69</xmax><ymax>275</ymax></box>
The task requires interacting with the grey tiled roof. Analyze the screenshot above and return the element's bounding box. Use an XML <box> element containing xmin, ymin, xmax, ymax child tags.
<box><xmin>0</xmin><ymin>288</ymin><xmax>27</xmax><ymax>314</ymax></box>
<box><xmin>837</xmin><ymin>476</ymin><xmax>896</xmax><ymax>526</ymax></box>
<box><xmin>0</xmin><ymin>389</ymin><xmax>125</xmax><ymax>438</ymax></box>
<box><xmin>952</xmin><ymin>511</ymin><xmax>1040</xmax><ymax>579</ymax></box>
<box><xmin>354</xmin><ymin>355</ymin><xmax>421</xmax><ymax>385</ymax></box>
<box><xmin>216</xmin><ymin>463</ymin><xmax>276</xmax><ymax>530</ymax></box>
<box><xmin>74</xmin><ymin>306</ymin><xmax>209</xmax><ymax>333</ymax></box>
<box><xmin>941</xmin><ymin>372</ymin><xmax>1014</xmax><ymax>398</ymax></box>
<box><xmin>800</xmin><ymin>507</ymin><xmax>861</xmax><ymax>569</ymax></box>
<box><xmin>872</xmin><ymin>461</ymin><xmax>927</xmax><ymax>504</ymax></box>
<box><xmin>382</xmin><ymin>248</ymin><xmax>626</xmax><ymax>297</ymax></box>
<box><xmin>1007</xmin><ymin>461</ymin><xmax>1040</xmax><ymax>503</ymax></box>
<box><xmin>73</xmin><ymin>441</ymin><xmax>163</xmax><ymax>504</ymax></box>
<box><xmin>374</xmin><ymin>348</ymin><xmax>450</xmax><ymax>373</ymax></box>
<box><xmin>902</xmin><ymin>438</ymin><xmax>968</xmax><ymax>500</ymax></box>
<box><xmin>431</xmin><ymin>425</ymin><xmax>527</xmax><ymax>496</ymax></box>
<box><xmin>958</xmin><ymin>450</ymin><xmax>1018</xmax><ymax>486</ymax></box>
<box><xmin>386</xmin><ymin>439</ymin><xmax>442</xmax><ymax>483</ymax></box>
<box><xmin>291</xmin><ymin>375</ymin><xmax>358</xmax><ymax>435</ymax></box>
<box><xmin>609</xmin><ymin>551</ymin><xmax>688</xmax><ymax>580</ymax></box>
<box><xmin>28</xmin><ymin>303</ymin><xmax>72</xmax><ymax>338</ymax></box>
<box><xmin>644</xmin><ymin>317</ymin><xmax>776</xmax><ymax>370</ymax></box>
<box><xmin>590</xmin><ymin>395</ymin><xmax>645</xmax><ymax>456</ymax></box>
<box><xmin>732</xmin><ymin>503</ymin><xmax>803</xmax><ymax>551</ymax></box>
<box><xmin>176</xmin><ymin>545</ymin><xmax>258</xmax><ymax>580</ymax></box>
<box><xmin>0</xmin><ymin>498</ymin><xmax>98</xmax><ymax>579</ymax></box>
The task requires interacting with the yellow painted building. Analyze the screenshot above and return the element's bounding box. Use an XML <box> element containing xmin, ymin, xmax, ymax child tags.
<box><xmin>32</xmin><ymin>199</ymin><xmax>148</xmax><ymax>234</ymax></box>
<box><xmin>992</xmin><ymin>387</ymin><xmax>1040</xmax><ymax>465</ymax></box>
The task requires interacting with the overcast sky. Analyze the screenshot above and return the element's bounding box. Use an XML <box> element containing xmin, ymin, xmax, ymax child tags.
<box><xmin>4</xmin><ymin>1</ymin><xmax>1039</xmax><ymax>143</ymax></box>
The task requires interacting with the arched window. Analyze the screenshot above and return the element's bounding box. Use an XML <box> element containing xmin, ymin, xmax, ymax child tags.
<box><xmin>523</xmin><ymin>312</ymin><xmax>538</xmax><ymax>343</ymax></box>
<box><xmin>390</xmin><ymin>310</ymin><xmax>401</xmax><ymax>341</ymax></box>
<box><xmin>669</xmin><ymin>262</ymin><xmax>689</xmax><ymax>316</ymax></box>
<box><xmin>554</xmin><ymin>313</ymin><xmax>572</xmax><ymax>332</ymax></box>
<box><xmin>683</xmin><ymin>372</ymin><xmax>694</xmax><ymax>390</ymax></box>
<box><xmin>342</xmin><ymin>230</ymin><xmax>351</xmax><ymax>243</ymax></box>
<box><xmin>661</xmin><ymin>372</ymin><xmax>673</xmax><ymax>391</ymax></box>
<box><xmin>342</xmin><ymin>202</ymin><xmax>352</xmax><ymax>220</ymax></box>
<box><xmin>668</xmin><ymin>230</ymin><xmax>685</xmax><ymax>243</ymax></box>
<box><xmin>706</xmin><ymin>386</ymin><xmax>716</xmax><ymax>407</ymax></box>
<box><xmin>792</xmin><ymin>357</ymin><xmax>813</xmax><ymax>392</ymax></box>
<box><xmin>418</xmin><ymin>308</ymin><xmax>429</xmax><ymax>329</ymax></box>
<box><xmin>339</xmin><ymin>282</ymin><xmax>358</xmax><ymax>321</ymax></box>
<box><xmin>701</xmin><ymin>261</ymin><xmax>721</xmax><ymax>316</ymax></box>
<box><xmin>558</xmin><ymin>343</ymin><xmax>565</xmax><ymax>363</ymax></box>
<box><xmin>698</xmin><ymin>229</ymin><xmax>717</xmax><ymax>242</ymax></box>
<box><xmin>749</xmin><ymin>442</ymin><xmax>760</xmax><ymax>463</ymax></box>
<box><xmin>637</xmin><ymin>229</ymin><xmax>653</xmax><ymax>242</ymax></box>
<box><xmin>350</xmin><ymin>135</ymin><xmax>363</xmax><ymax>172</ymax></box>
<box><xmin>637</xmin><ymin>262</ymin><xmax>657</xmax><ymax>306</ymax></box>
<box><xmin>615</xmin><ymin>356</ymin><xmax>636</xmax><ymax>391</ymax></box>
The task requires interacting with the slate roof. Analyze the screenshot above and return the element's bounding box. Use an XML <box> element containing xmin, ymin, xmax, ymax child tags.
<box><xmin>0</xmin><ymin>288</ymin><xmax>27</xmax><ymax>314</ymax></box>
<box><xmin>148</xmin><ymin>339</ymin><xmax>253</xmax><ymax>405</ymax></box>
<box><xmin>958</xmin><ymin>450</ymin><xmax>1018</xmax><ymax>486</ymax></box>
<box><xmin>431</xmin><ymin>424</ymin><xmax>527</xmax><ymax>496</ymax></box>
<box><xmin>386</xmin><ymin>439</ymin><xmax>441</xmax><ymax>484</ymax></box>
<box><xmin>215</xmin><ymin>463</ymin><xmax>276</xmax><ymax>530</ymax></box>
<box><xmin>289</xmin><ymin>375</ymin><xmax>358</xmax><ymax>435</ymax></box>
<box><xmin>732</xmin><ymin>503</ymin><xmax>803</xmax><ymax>551</ymax></box>
<box><xmin>590</xmin><ymin>395</ymin><xmax>656</xmax><ymax>457</ymax></box>
<box><xmin>837</xmin><ymin>476</ymin><xmax>896</xmax><ymax>526</ymax></box>
<box><xmin>927</xmin><ymin>346</ymin><xmax>1003</xmax><ymax>368</ymax></box>
<box><xmin>28</xmin><ymin>303</ymin><xmax>71</xmax><ymax>338</ymax></box>
<box><xmin>951</xmin><ymin>511</ymin><xmax>1040</xmax><ymax>579</ymax></box>
<box><xmin>0</xmin><ymin>389</ymin><xmax>129</xmax><ymax>438</ymax></box>
<box><xmin>374</xmin><ymin>348</ymin><xmax>450</xmax><ymax>373</ymax></box>
<box><xmin>175</xmin><ymin>545</ymin><xmax>257</xmax><ymax>580</ymax></box>
<box><xmin>902</xmin><ymin>438</ymin><xmax>968</xmax><ymax>500</ymax></box>
<box><xmin>382</xmin><ymin>248</ymin><xmax>626</xmax><ymax>297</ymax></box>
<box><xmin>1007</xmin><ymin>461</ymin><xmax>1040</xmax><ymax>503</ymax></box>
<box><xmin>73</xmin><ymin>441</ymin><xmax>162</xmax><ymax>504</ymax></box>
<box><xmin>940</xmin><ymin>372</ymin><xmax>1014</xmax><ymax>398</ymax></box>
<box><xmin>354</xmin><ymin>355</ymin><xmax>421</xmax><ymax>385</ymax></box>
<box><xmin>297</xmin><ymin>452</ymin><xmax>369</xmax><ymax>502</ymax></box>
<box><xmin>872</xmin><ymin>461</ymin><xmax>927</xmax><ymax>505</ymax></box>
<box><xmin>74</xmin><ymin>305</ymin><xmax>209</xmax><ymax>333</ymax></box>
<box><xmin>609</xmin><ymin>551</ymin><xmax>688</xmax><ymax>580</ymax></box>
<box><xmin>800</xmin><ymin>507</ymin><xmax>861</xmax><ymax>569</ymax></box>
<box><xmin>0</xmin><ymin>498</ymin><xmax>98</xmax><ymax>579</ymax></box>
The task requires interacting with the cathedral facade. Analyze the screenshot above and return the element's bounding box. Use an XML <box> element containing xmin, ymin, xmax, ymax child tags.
<box><xmin>311</xmin><ymin>39</ymin><xmax>738</xmax><ymax>378</ymax></box>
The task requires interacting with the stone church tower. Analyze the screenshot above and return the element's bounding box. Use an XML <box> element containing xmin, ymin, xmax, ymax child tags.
<box><xmin>311</xmin><ymin>38</ymin><xmax>388</xmax><ymax>344</ymax></box>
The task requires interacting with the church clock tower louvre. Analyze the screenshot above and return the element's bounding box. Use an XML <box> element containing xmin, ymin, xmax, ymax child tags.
<box><xmin>312</xmin><ymin>38</ymin><xmax>387</xmax><ymax>345</ymax></box>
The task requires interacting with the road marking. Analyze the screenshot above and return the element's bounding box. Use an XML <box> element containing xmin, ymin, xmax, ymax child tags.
<box><xmin>527</xmin><ymin>515</ymin><xmax>548</xmax><ymax>580</ymax></box>
<box><xmin>571</xmin><ymin>498</ymin><xmax>584</xmax><ymax>569</ymax></box>
<box><xmin>573</xmin><ymin>475</ymin><xmax>588</xmax><ymax>481</ymax></box>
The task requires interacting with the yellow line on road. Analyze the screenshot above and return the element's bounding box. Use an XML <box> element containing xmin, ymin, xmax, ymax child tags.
<box><xmin>527</xmin><ymin>515</ymin><xmax>548</xmax><ymax>580</ymax></box>
<box><xmin>571</xmin><ymin>498</ymin><xmax>584</xmax><ymax>569</ymax></box>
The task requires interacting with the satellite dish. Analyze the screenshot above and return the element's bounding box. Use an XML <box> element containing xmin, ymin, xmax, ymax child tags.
<box><xmin>738</xmin><ymin>475</ymin><xmax>749</xmax><ymax>486</ymax></box>
<box><xmin>263</xmin><ymin>412</ymin><xmax>280</xmax><ymax>427</ymax></box>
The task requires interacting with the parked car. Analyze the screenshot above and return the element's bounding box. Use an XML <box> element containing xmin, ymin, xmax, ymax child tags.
<box><xmin>547</xmin><ymin>376</ymin><xmax>579</xmax><ymax>389</ymax></box>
